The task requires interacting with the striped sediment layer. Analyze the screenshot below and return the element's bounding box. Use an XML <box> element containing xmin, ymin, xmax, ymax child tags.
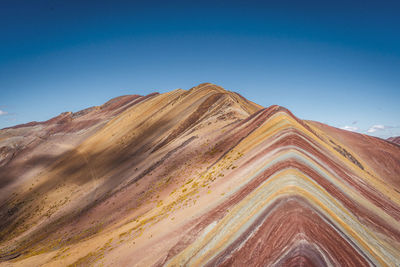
<box><xmin>163</xmin><ymin>107</ymin><xmax>400</xmax><ymax>266</ymax></box>
<box><xmin>0</xmin><ymin>83</ymin><xmax>399</xmax><ymax>266</ymax></box>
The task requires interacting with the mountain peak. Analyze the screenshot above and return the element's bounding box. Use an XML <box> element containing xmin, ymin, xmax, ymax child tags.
<box><xmin>0</xmin><ymin>85</ymin><xmax>399</xmax><ymax>266</ymax></box>
<box><xmin>187</xmin><ymin>82</ymin><xmax>228</xmax><ymax>95</ymax></box>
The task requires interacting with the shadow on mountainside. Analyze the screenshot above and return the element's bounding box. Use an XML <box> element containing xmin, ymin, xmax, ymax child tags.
<box><xmin>0</xmin><ymin>93</ymin><xmax>242</xmax><ymax>260</ymax></box>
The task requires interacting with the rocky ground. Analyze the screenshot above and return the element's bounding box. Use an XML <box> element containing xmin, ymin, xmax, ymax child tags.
<box><xmin>0</xmin><ymin>83</ymin><xmax>399</xmax><ymax>266</ymax></box>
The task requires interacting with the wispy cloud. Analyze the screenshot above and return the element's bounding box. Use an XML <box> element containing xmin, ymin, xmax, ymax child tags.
<box><xmin>340</xmin><ymin>125</ymin><xmax>358</xmax><ymax>132</ymax></box>
<box><xmin>0</xmin><ymin>110</ymin><xmax>8</xmax><ymax>116</ymax></box>
<box><xmin>365</xmin><ymin>124</ymin><xmax>400</xmax><ymax>138</ymax></box>
<box><xmin>367</xmin><ymin>124</ymin><xmax>385</xmax><ymax>133</ymax></box>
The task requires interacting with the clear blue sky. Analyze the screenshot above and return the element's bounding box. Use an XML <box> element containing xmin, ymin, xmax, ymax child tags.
<box><xmin>0</xmin><ymin>0</ymin><xmax>399</xmax><ymax>138</ymax></box>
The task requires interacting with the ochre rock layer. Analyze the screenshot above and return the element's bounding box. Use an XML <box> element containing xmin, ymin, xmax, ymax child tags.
<box><xmin>0</xmin><ymin>83</ymin><xmax>399</xmax><ymax>266</ymax></box>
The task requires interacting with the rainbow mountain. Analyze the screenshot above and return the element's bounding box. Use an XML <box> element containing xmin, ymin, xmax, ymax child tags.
<box><xmin>0</xmin><ymin>83</ymin><xmax>399</xmax><ymax>266</ymax></box>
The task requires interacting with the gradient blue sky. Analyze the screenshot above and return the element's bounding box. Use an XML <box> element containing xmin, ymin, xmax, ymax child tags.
<box><xmin>1</xmin><ymin>0</ymin><xmax>399</xmax><ymax>138</ymax></box>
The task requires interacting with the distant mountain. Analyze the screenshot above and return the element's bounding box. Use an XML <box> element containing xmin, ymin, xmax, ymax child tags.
<box><xmin>387</xmin><ymin>136</ymin><xmax>400</xmax><ymax>145</ymax></box>
<box><xmin>0</xmin><ymin>83</ymin><xmax>399</xmax><ymax>266</ymax></box>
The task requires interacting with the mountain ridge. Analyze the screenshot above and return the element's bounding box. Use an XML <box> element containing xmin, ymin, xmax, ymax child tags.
<box><xmin>388</xmin><ymin>136</ymin><xmax>400</xmax><ymax>145</ymax></box>
<box><xmin>0</xmin><ymin>83</ymin><xmax>399</xmax><ymax>266</ymax></box>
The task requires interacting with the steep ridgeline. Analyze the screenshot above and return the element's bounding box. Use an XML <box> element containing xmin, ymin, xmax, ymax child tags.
<box><xmin>0</xmin><ymin>83</ymin><xmax>399</xmax><ymax>266</ymax></box>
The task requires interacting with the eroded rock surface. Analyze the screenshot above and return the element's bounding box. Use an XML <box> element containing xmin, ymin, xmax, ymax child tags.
<box><xmin>0</xmin><ymin>83</ymin><xmax>399</xmax><ymax>266</ymax></box>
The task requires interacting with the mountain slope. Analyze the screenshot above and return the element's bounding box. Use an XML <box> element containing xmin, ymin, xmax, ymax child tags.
<box><xmin>388</xmin><ymin>136</ymin><xmax>400</xmax><ymax>145</ymax></box>
<box><xmin>0</xmin><ymin>83</ymin><xmax>399</xmax><ymax>266</ymax></box>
